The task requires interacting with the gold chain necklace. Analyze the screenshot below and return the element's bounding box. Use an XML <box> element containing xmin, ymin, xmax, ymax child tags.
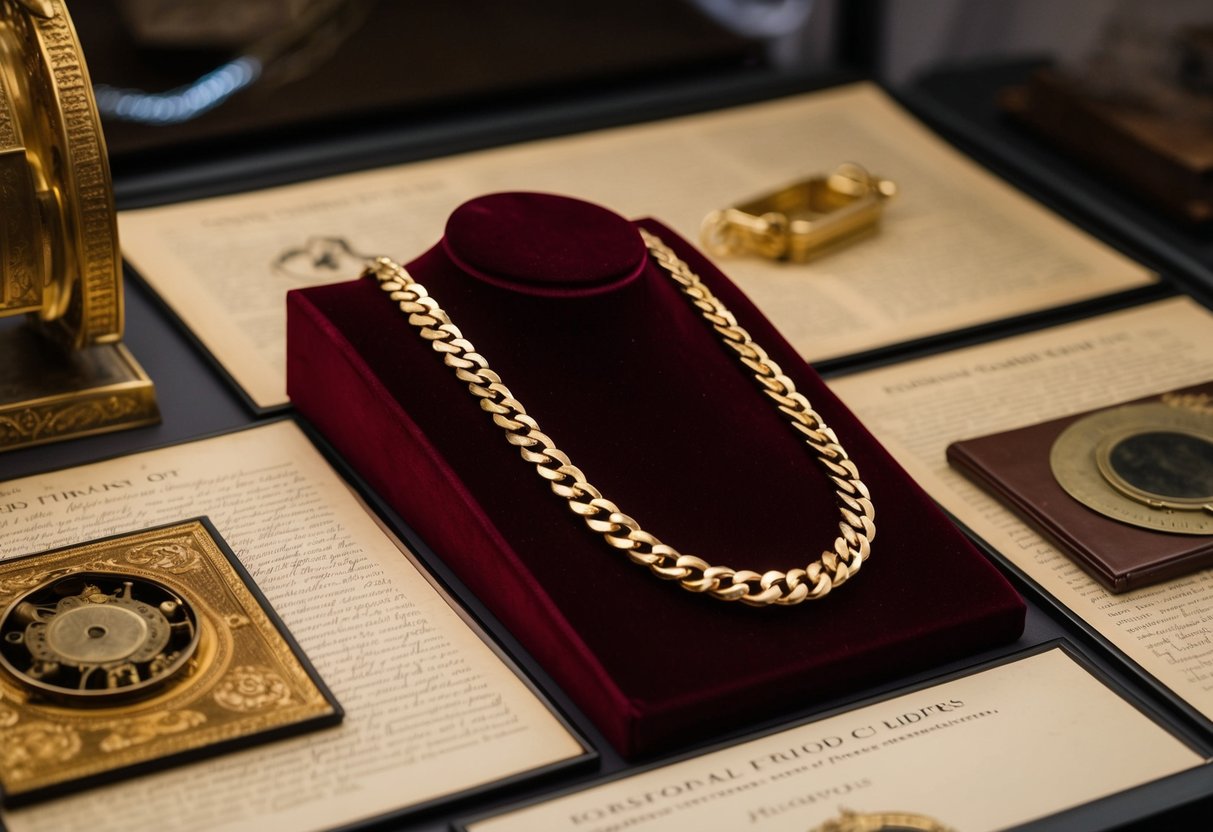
<box><xmin>365</xmin><ymin>229</ymin><xmax>874</xmax><ymax>606</ymax></box>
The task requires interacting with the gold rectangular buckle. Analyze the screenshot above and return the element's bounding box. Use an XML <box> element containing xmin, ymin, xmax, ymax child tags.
<box><xmin>701</xmin><ymin>164</ymin><xmax>896</xmax><ymax>263</ymax></box>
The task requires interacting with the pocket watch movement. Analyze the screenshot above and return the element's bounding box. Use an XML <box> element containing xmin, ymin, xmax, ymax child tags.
<box><xmin>0</xmin><ymin>573</ymin><xmax>200</xmax><ymax>703</ymax></box>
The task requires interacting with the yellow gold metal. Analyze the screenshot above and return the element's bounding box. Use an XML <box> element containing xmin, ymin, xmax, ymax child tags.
<box><xmin>810</xmin><ymin>808</ymin><xmax>956</xmax><ymax>832</ymax></box>
<box><xmin>0</xmin><ymin>520</ymin><xmax>337</xmax><ymax>802</ymax></box>
<box><xmin>1163</xmin><ymin>391</ymin><xmax>1213</xmax><ymax>416</ymax></box>
<box><xmin>701</xmin><ymin>163</ymin><xmax>896</xmax><ymax>263</ymax></box>
<box><xmin>0</xmin><ymin>0</ymin><xmax>158</xmax><ymax>452</ymax></box>
<box><xmin>365</xmin><ymin>230</ymin><xmax>875</xmax><ymax>607</ymax></box>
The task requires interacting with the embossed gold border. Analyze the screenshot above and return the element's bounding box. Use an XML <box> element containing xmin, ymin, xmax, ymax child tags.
<box><xmin>0</xmin><ymin>519</ymin><xmax>341</xmax><ymax>805</ymax></box>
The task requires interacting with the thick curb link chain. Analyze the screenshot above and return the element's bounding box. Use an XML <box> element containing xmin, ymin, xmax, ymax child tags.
<box><xmin>365</xmin><ymin>229</ymin><xmax>874</xmax><ymax>606</ymax></box>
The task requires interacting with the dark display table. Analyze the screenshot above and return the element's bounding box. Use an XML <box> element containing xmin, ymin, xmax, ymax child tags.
<box><xmin>2</xmin><ymin>62</ymin><xmax>1212</xmax><ymax>830</ymax></box>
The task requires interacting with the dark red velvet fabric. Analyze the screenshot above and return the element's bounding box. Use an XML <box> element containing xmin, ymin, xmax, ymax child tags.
<box><xmin>287</xmin><ymin>192</ymin><xmax>1025</xmax><ymax>757</ymax></box>
<box><xmin>443</xmin><ymin>192</ymin><xmax>648</xmax><ymax>296</ymax></box>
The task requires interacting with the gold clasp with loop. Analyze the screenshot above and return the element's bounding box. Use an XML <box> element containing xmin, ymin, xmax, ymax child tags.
<box><xmin>701</xmin><ymin>163</ymin><xmax>897</xmax><ymax>263</ymax></box>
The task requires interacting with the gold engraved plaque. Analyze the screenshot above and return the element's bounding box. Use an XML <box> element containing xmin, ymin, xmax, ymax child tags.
<box><xmin>0</xmin><ymin>0</ymin><xmax>157</xmax><ymax>450</ymax></box>
<box><xmin>0</xmin><ymin>518</ymin><xmax>341</xmax><ymax>805</ymax></box>
<box><xmin>1051</xmin><ymin>402</ymin><xmax>1213</xmax><ymax>535</ymax></box>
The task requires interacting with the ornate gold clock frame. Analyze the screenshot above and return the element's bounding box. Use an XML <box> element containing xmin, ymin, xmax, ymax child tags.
<box><xmin>0</xmin><ymin>0</ymin><xmax>157</xmax><ymax>452</ymax></box>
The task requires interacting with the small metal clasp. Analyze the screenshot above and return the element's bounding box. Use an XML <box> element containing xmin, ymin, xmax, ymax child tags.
<box><xmin>701</xmin><ymin>163</ymin><xmax>897</xmax><ymax>263</ymax></box>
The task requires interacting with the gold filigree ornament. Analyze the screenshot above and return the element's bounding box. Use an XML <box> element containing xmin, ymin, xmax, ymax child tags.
<box><xmin>214</xmin><ymin>666</ymin><xmax>291</xmax><ymax>712</ymax></box>
<box><xmin>365</xmin><ymin>230</ymin><xmax>875</xmax><ymax>607</ymax></box>
<box><xmin>0</xmin><ymin>691</ymin><xmax>18</xmax><ymax>728</ymax></box>
<box><xmin>0</xmin><ymin>722</ymin><xmax>82</xmax><ymax>784</ymax></box>
<box><xmin>125</xmin><ymin>538</ymin><xmax>204</xmax><ymax>574</ymax></box>
<box><xmin>98</xmin><ymin>710</ymin><xmax>206</xmax><ymax>752</ymax></box>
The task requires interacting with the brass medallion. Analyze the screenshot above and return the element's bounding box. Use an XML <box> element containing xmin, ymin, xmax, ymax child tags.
<box><xmin>0</xmin><ymin>0</ymin><xmax>158</xmax><ymax>451</ymax></box>
<box><xmin>0</xmin><ymin>519</ymin><xmax>340</xmax><ymax>806</ymax></box>
<box><xmin>1051</xmin><ymin>403</ymin><xmax>1213</xmax><ymax>534</ymax></box>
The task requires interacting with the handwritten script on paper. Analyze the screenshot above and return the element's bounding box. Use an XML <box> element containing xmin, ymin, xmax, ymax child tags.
<box><xmin>829</xmin><ymin>296</ymin><xmax>1213</xmax><ymax>722</ymax></box>
<box><xmin>118</xmin><ymin>83</ymin><xmax>1154</xmax><ymax>407</ymax></box>
<box><xmin>467</xmin><ymin>650</ymin><xmax>1200</xmax><ymax>832</ymax></box>
<box><xmin>0</xmin><ymin>421</ymin><xmax>583</xmax><ymax>832</ymax></box>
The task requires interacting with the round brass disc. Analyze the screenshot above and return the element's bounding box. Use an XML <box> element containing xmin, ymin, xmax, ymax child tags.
<box><xmin>0</xmin><ymin>0</ymin><xmax>122</xmax><ymax>347</ymax></box>
<box><xmin>45</xmin><ymin>603</ymin><xmax>164</xmax><ymax>664</ymax></box>
<box><xmin>1051</xmin><ymin>403</ymin><xmax>1213</xmax><ymax>535</ymax></box>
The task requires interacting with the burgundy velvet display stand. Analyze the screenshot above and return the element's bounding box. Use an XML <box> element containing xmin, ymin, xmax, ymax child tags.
<box><xmin>286</xmin><ymin>193</ymin><xmax>1025</xmax><ymax>758</ymax></box>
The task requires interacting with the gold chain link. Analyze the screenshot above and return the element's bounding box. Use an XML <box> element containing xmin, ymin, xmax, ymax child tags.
<box><xmin>365</xmin><ymin>229</ymin><xmax>874</xmax><ymax>606</ymax></box>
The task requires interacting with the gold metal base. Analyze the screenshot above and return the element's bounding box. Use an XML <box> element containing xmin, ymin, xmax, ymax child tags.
<box><xmin>0</xmin><ymin>323</ymin><xmax>159</xmax><ymax>452</ymax></box>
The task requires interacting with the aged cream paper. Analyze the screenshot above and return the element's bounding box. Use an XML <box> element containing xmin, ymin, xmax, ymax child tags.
<box><xmin>0</xmin><ymin>421</ymin><xmax>584</xmax><ymax>832</ymax></box>
<box><xmin>118</xmin><ymin>83</ymin><xmax>1154</xmax><ymax>408</ymax></box>
<box><xmin>828</xmin><ymin>296</ymin><xmax>1213</xmax><ymax>721</ymax></box>
<box><xmin>467</xmin><ymin>649</ymin><xmax>1203</xmax><ymax>832</ymax></box>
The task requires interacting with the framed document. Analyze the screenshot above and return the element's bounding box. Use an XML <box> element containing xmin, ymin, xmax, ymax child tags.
<box><xmin>117</xmin><ymin>84</ymin><xmax>1154</xmax><ymax>409</ymax></box>
<box><xmin>0</xmin><ymin>420</ymin><xmax>592</xmax><ymax>832</ymax></box>
<box><xmin>828</xmin><ymin>297</ymin><xmax>1213</xmax><ymax>730</ymax></box>
<box><xmin>458</xmin><ymin>646</ymin><xmax>1207</xmax><ymax>832</ymax></box>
